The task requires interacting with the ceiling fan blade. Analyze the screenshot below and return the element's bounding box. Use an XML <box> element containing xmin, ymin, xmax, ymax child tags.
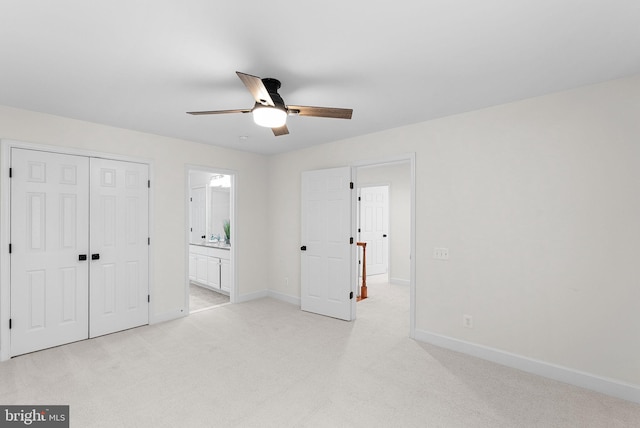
<box><xmin>272</xmin><ymin>124</ymin><xmax>289</xmax><ymax>136</ymax></box>
<box><xmin>287</xmin><ymin>105</ymin><xmax>353</xmax><ymax>120</ymax></box>
<box><xmin>186</xmin><ymin>109</ymin><xmax>251</xmax><ymax>115</ymax></box>
<box><xmin>236</xmin><ymin>71</ymin><xmax>275</xmax><ymax>107</ymax></box>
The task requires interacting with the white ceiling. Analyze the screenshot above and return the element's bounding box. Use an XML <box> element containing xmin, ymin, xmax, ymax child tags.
<box><xmin>1</xmin><ymin>1</ymin><xmax>639</xmax><ymax>155</ymax></box>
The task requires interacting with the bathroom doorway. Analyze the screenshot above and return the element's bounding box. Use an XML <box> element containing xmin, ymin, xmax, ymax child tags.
<box><xmin>185</xmin><ymin>166</ymin><xmax>237</xmax><ymax>313</ymax></box>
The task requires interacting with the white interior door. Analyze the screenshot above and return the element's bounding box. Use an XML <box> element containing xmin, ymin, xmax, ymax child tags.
<box><xmin>89</xmin><ymin>158</ymin><xmax>149</xmax><ymax>337</ymax></box>
<box><xmin>359</xmin><ymin>185</ymin><xmax>389</xmax><ymax>275</ymax></box>
<box><xmin>301</xmin><ymin>167</ymin><xmax>354</xmax><ymax>321</ymax></box>
<box><xmin>10</xmin><ymin>148</ymin><xmax>90</xmax><ymax>356</ymax></box>
<box><xmin>190</xmin><ymin>186</ymin><xmax>206</xmax><ymax>242</ymax></box>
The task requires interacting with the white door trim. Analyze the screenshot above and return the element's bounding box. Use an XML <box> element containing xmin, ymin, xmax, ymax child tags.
<box><xmin>184</xmin><ymin>165</ymin><xmax>238</xmax><ymax>309</ymax></box>
<box><xmin>351</xmin><ymin>153</ymin><xmax>416</xmax><ymax>339</ymax></box>
<box><xmin>0</xmin><ymin>139</ymin><xmax>155</xmax><ymax>361</ymax></box>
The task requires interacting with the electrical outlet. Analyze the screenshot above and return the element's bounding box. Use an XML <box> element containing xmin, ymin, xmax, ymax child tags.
<box><xmin>433</xmin><ymin>247</ymin><xmax>449</xmax><ymax>260</ymax></box>
<box><xmin>463</xmin><ymin>314</ymin><xmax>473</xmax><ymax>328</ymax></box>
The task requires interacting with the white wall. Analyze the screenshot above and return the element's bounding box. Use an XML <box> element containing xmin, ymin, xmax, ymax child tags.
<box><xmin>0</xmin><ymin>105</ymin><xmax>269</xmax><ymax>322</ymax></box>
<box><xmin>267</xmin><ymin>74</ymin><xmax>640</xmax><ymax>388</ymax></box>
<box><xmin>357</xmin><ymin>163</ymin><xmax>411</xmax><ymax>284</ymax></box>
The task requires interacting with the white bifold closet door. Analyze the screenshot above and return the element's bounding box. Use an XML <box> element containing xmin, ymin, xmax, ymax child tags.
<box><xmin>10</xmin><ymin>149</ymin><xmax>149</xmax><ymax>356</ymax></box>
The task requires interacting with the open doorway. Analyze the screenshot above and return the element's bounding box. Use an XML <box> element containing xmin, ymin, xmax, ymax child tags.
<box><xmin>354</xmin><ymin>156</ymin><xmax>414</xmax><ymax>336</ymax></box>
<box><xmin>185</xmin><ymin>167</ymin><xmax>237</xmax><ymax>313</ymax></box>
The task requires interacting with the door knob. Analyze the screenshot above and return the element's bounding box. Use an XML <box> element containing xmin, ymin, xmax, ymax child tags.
<box><xmin>91</xmin><ymin>254</ymin><xmax>100</xmax><ymax>260</ymax></box>
<box><xmin>300</xmin><ymin>245</ymin><xmax>307</xmax><ymax>251</ymax></box>
<box><xmin>383</xmin><ymin>234</ymin><xmax>387</xmax><ymax>238</ymax></box>
<box><xmin>78</xmin><ymin>254</ymin><xmax>87</xmax><ymax>261</ymax></box>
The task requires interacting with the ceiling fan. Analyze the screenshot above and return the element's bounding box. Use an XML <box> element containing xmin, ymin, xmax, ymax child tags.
<box><xmin>187</xmin><ymin>71</ymin><xmax>353</xmax><ymax>136</ymax></box>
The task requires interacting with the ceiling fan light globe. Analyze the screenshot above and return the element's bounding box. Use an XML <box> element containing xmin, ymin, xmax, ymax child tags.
<box><xmin>253</xmin><ymin>106</ymin><xmax>287</xmax><ymax>128</ymax></box>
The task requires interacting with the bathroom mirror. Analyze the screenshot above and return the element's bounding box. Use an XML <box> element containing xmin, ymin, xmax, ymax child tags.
<box><xmin>189</xmin><ymin>171</ymin><xmax>231</xmax><ymax>245</ymax></box>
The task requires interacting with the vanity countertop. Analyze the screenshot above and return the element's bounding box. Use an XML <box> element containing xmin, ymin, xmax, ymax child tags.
<box><xmin>190</xmin><ymin>242</ymin><xmax>231</xmax><ymax>250</ymax></box>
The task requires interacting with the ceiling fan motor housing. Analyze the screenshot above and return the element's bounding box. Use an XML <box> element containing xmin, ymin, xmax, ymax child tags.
<box><xmin>261</xmin><ymin>78</ymin><xmax>286</xmax><ymax>107</ymax></box>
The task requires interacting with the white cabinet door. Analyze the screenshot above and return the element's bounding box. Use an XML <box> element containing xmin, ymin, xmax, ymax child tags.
<box><xmin>10</xmin><ymin>149</ymin><xmax>90</xmax><ymax>356</ymax></box>
<box><xmin>195</xmin><ymin>255</ymin><xmax>208</xmax><ymax>284</ymax></box>
<box><xmin>220</xmin><ymin>258</ymin><xmax>230</xmax><ymax>292</ymax></box>
<box><xmin>89</xmin><ymin>158</ymin><xmax>149</xmax><ymax>338</ymax></box>
<box><xmin>207</xmin><ymin>257</ymin><xmax>220</xmax><ymax>289</ymax></box>
<box><xmin>301</xmin><ymin>167</ymin><xmax>354</xmax><ymax>321</ymax></box>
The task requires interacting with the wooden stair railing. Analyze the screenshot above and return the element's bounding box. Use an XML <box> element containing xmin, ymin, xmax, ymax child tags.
<box><xmin>357</xmin><ymin>242</ymin><xmax>367</xmax><ymax>300</ymax></box>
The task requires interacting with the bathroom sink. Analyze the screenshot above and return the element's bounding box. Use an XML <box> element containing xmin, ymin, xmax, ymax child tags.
<box><xmin>204</xmin><ymin>241</ymin><xmax>231</xmax><ymax>249</ymax></box>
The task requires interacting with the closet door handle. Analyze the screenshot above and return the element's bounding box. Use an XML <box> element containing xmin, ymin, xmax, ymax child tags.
<box><xmin>78</xmin><ymin>254</ymin><xmax>87</xmax><ymax>261</ymax></box>
<box><xmin>91</xmin><ymin>253</ymin><xmax>100</xmax><ymax>260</ymax></box>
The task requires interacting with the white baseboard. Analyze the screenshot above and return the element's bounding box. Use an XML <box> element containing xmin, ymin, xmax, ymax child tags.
<box><xmin>236</xmin><ymin>290</ymin><xmax>268</xmax><ymax>303</ymax></box>
<box><xmin>390</xmin><ymin>277</ymin><xmax>410</xmax><ymax>286</ymax></box>
<box><xmin>415</xmin><ymin>329</ymin><xmax>640</xmax><ymax>404</ymax></box>
<box><xmin>150</xmin><ymin>309</ymin><xmax>186</xmax><ymax>324</ymax></box>
<box><xmin>267</xmin><ymin>290</ymin><xmax>301</xmax><ymax>306</ymax></box>
<box><xmin>237</xmin><ymin>289</ymin><xmax>300</xmax><ymax>306</ymax></box>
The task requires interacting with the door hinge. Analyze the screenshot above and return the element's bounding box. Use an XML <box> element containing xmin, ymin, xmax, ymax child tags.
<box><xmin>147</xmin><ymin>295</ymin><xmax>150</xmax><ymax>303</ymax></box>
<box><xmin>350</xmin><ymin>237</ymin><xmax>354</xmax><ymax>244</ymax></box>
<box><xmin>148</xmin><ymin>180</ymin><xmax>151</xmax><ymax>188</ymax></box>
<box><xmin>358</xmin><ymin>196</ymin><xmax>361</xmax><ymax>201</ymax></box>
<box><xmin>8</xmin><ymin>243</ymin><xmax>11</xmax><ymax>254</ymax></box>
<box><xmin>349</xmin><ymin>291</ymin><xmax>354</xmax><ymax>300</ymax></box>
<box><xmin>148</xmin><ymin>237</ymin><xmax>150</xmax><ymax>245</ymax></box>
<box><xmin>9</xmin><ymin>319</ymin><xmax>12</xmax><ymax>329</ymax></box>
<box><xmin>9</xmin><ymin>167</ymin><xmax>12</xmax><ymax>178</ymax></box>
<box><xmin>350</xmin><ymin>182</ymin><xmax>354</xmax><ymax>189</ymax></box>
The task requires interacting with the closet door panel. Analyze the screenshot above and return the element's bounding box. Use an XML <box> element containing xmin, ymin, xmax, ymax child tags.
<box><xmin>89</xmin><ymin>158</ymin><xmax>149</xmax><ymax>337</ymax></box>
<box><xmin>10</xmin><ymin>149</ymin><xmax>90</xmax><ymax>356</ymax></box>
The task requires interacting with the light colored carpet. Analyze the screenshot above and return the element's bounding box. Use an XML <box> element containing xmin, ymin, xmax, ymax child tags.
<box><xmin>189</xmin><ymin>283</ymin><xmax>230</xmax><ymax>312</ymax></box>
<box><xmin>1</xmin><ymin>275</ymin><xmax>639</xmax><ymax>427</ymax></box>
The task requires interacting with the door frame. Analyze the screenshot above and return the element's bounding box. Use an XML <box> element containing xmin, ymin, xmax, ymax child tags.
<box><xmin>0</xmin><ymin>139</ymin><xmax>155</xmax><ymax>361</ymax></box>
<box><xmin>352</xmin><ymin>153</ymin><xmax>416</xmax><ymax>338</ymax></box>
<box><xmin>184</xmin><ymin>165</ymin><xmax>237</xmax><ymax>308</ymax></box>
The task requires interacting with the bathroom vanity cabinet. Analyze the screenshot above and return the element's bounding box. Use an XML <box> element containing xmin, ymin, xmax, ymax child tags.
<box><xmin>189</xmin><ymin>244</ymin><xmax>230</xmax><ymax>293</ymax></box>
